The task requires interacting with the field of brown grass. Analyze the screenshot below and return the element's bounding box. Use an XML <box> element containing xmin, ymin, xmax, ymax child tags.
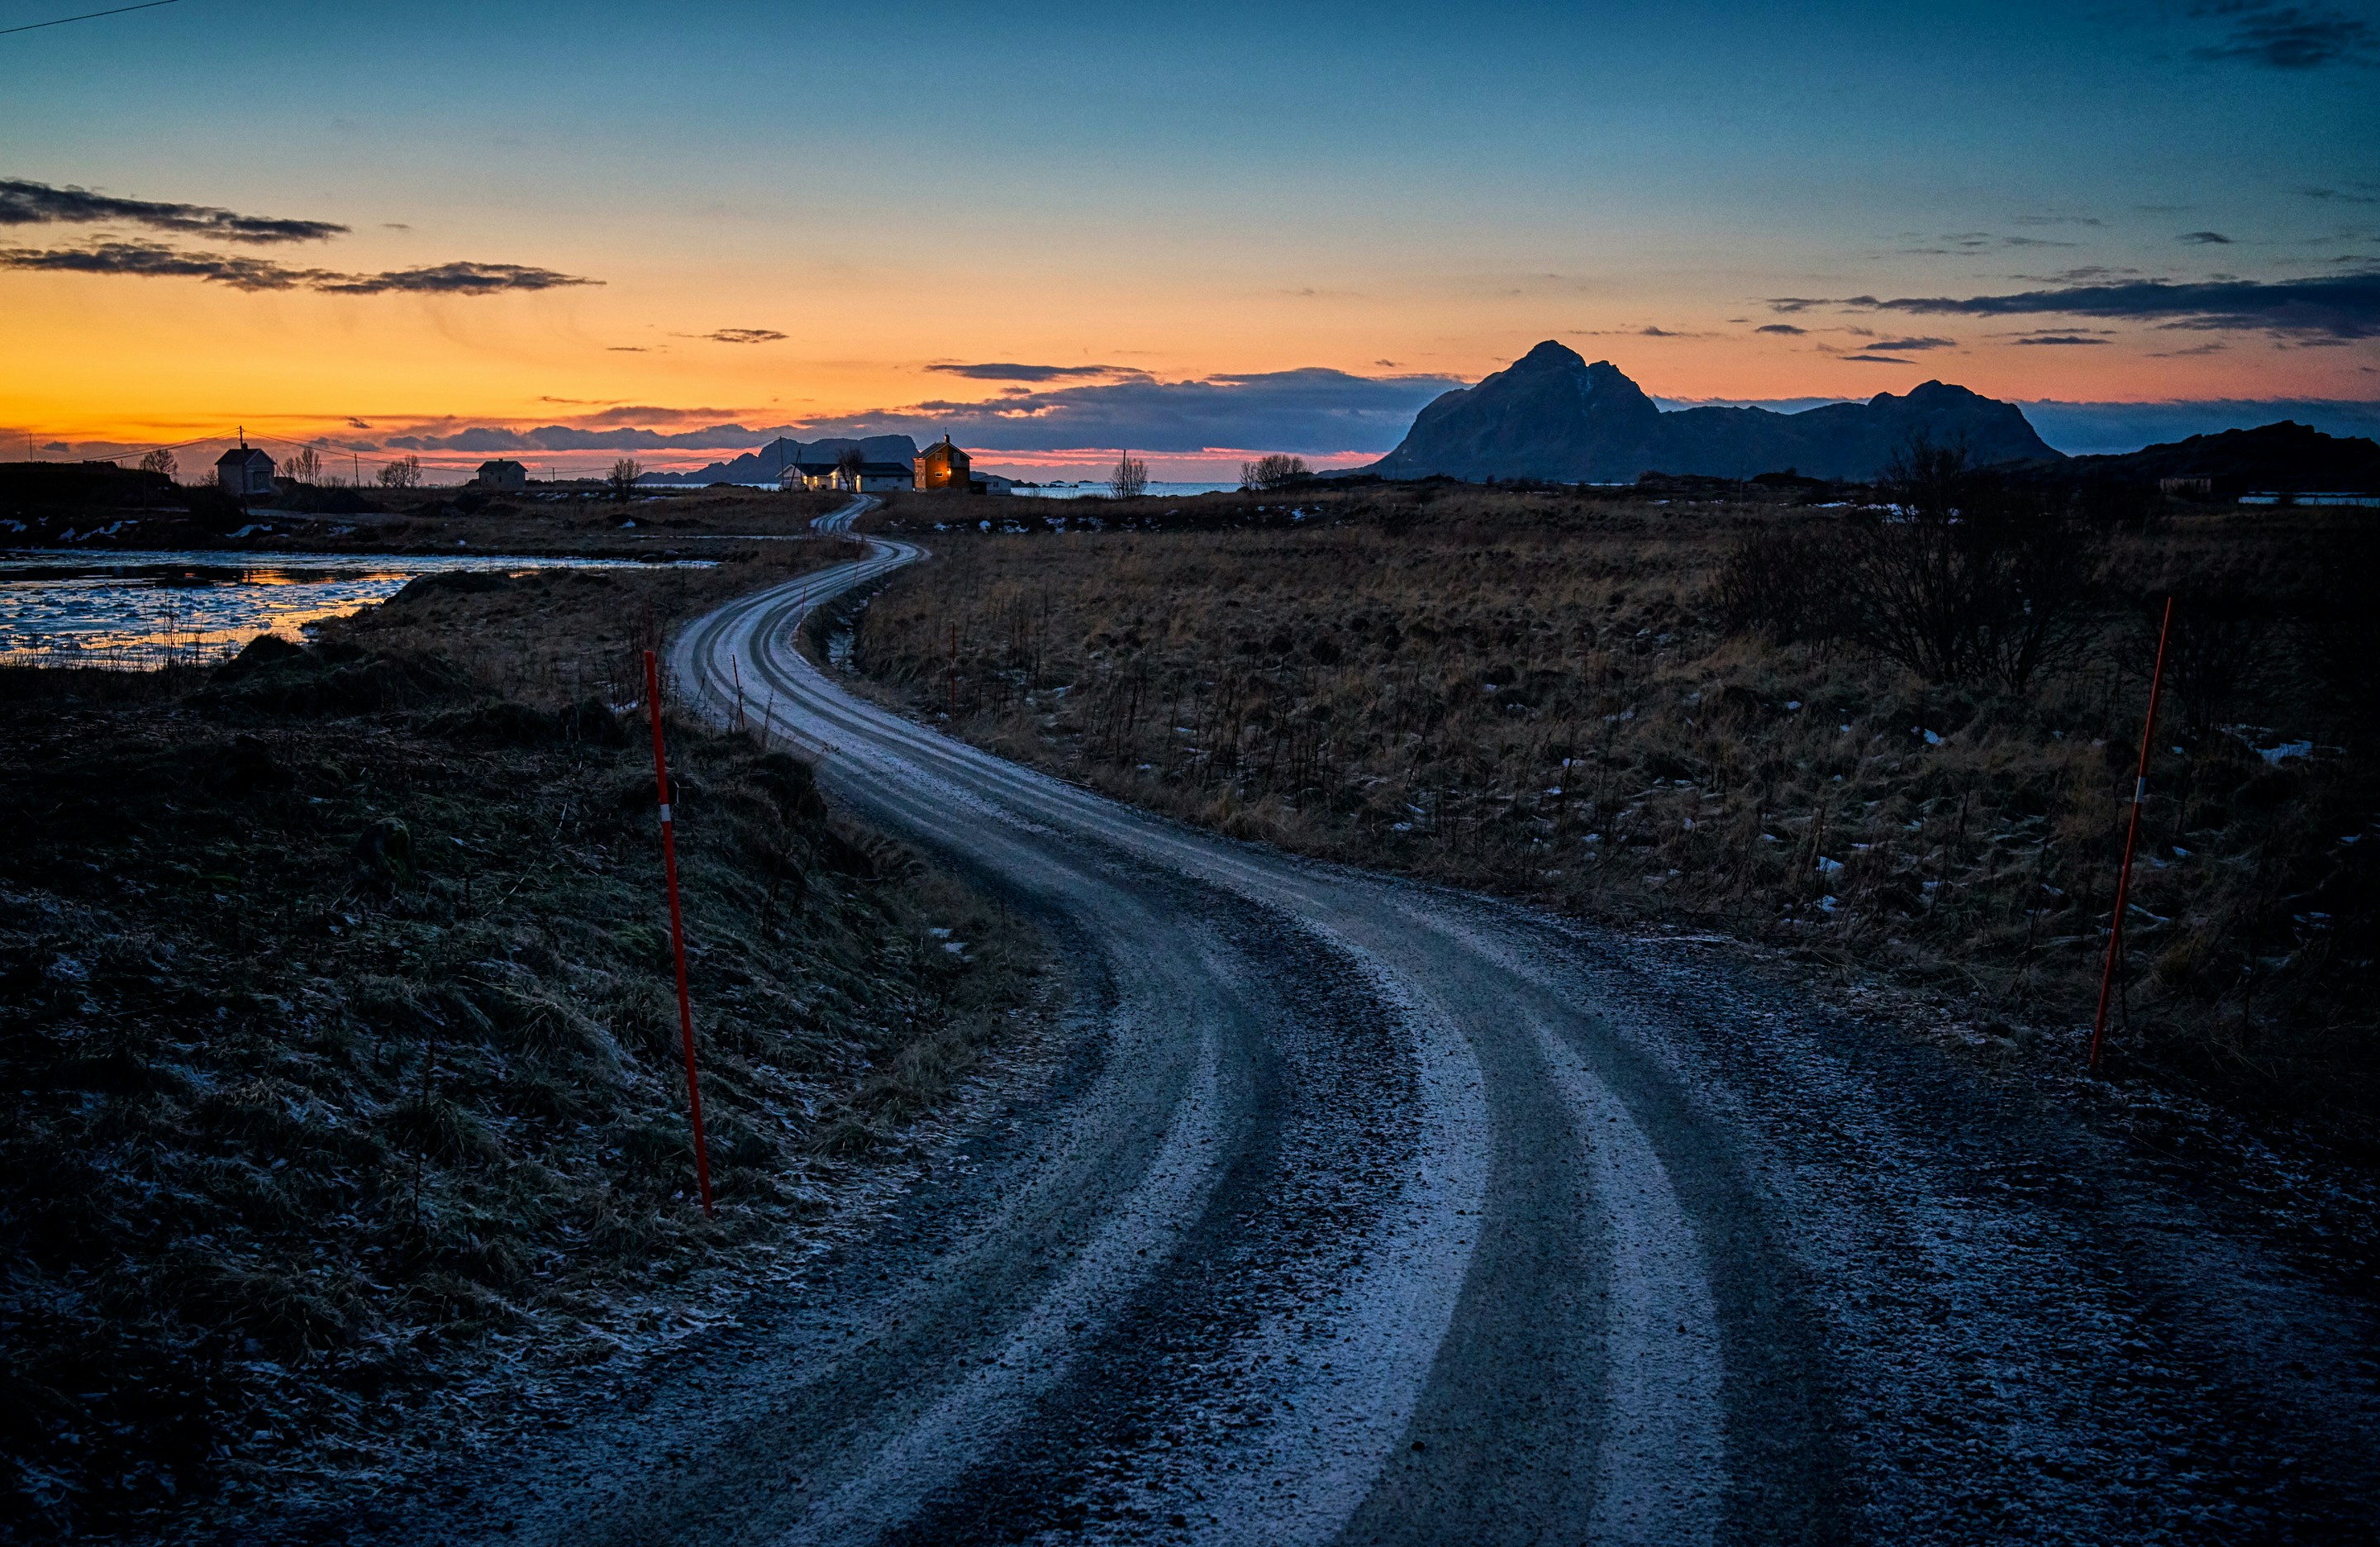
<box><xmin>0</xmin><ymin>549</ymin><xmax>1040</xmax><ymax>1536</ymax></box>
<box><xmin>852</xmin><ymin>484</ymin><xmax>2377</xmax><ymax>1130</ymax></box>
<box><xmin>2</xmin><ymin>481</ymin><xmax>845</xmax><ymax>559</ymax></box>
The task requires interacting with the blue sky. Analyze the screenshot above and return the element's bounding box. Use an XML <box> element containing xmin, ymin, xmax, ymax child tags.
<box><xmin>3</xmin><ymin>1</ymin><xmax>2373</xmax><ymax>473</ymax></box>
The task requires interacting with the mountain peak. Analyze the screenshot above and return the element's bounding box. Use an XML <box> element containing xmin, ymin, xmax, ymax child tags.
<box><xmin>1514</xmin><ymin>339</ymin><xmax>1587</xmax><ymax>369</ymax></box>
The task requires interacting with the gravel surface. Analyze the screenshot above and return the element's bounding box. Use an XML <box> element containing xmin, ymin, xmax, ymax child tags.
<box><xmin>326</xmin><ymin>499</ymin><xmax>2378</xmax><ymax>1545</ymax></box>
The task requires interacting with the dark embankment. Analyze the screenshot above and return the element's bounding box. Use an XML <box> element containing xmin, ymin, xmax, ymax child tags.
<box><xmin>0</xmin><ymin>555</ymin><xmax>1041</xmax><ymax>1540</ymax></box>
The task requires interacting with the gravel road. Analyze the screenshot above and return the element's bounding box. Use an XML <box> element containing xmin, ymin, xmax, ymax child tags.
<box><xmin>345</xmin><ymin>500</ymin><xmax>2377</xmax><ymax>1545</ymax></box>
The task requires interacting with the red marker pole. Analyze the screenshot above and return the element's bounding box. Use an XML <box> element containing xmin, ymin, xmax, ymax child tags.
<box><xmin>2089</xmin><ymin>597</ymin><xmax>2175</xmax><ymax>1074</ymax></box>
<box><xmin>644</xmin><ymin>649</ymin><xmax>715</xmax><ymax>1214</ymax></box>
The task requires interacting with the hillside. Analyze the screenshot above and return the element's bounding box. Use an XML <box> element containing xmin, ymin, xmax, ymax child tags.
<box><xmin>649</xmin><ymin>435</ymin><xmax>921</xmax><ymax>486</ymax></box>
<box><xmin>2021</xmin><ymin>421</ymin><xmax>2380</xmax><ymax>497</ymax></box>
<box><xmin>1368</xmin><ymin>341</ymin><xmax>2062</xmax><ymax>483</ymax></box>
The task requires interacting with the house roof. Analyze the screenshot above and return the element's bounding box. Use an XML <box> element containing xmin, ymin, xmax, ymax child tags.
<box><xmin>215</xmin><ymin>447</ymin><xmax>273</xmax><ymax>467</ymax></box>
<box><xmin>859</xmin><ymin>462</ymin><xmax>912</xmax><ymax>476</ymax></box>
<box><xmin>921</xmin><ymin>437</ymin><xmax>969</xmax><ymax>459</ymax></box>
<box><xmin>478</xmin><ymin>458</ymin><xmax>526</xmax><ymax>470</ymax></box>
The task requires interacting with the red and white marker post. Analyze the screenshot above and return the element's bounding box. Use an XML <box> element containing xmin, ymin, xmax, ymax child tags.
<box><xmin>2088</xmin><ymin>597</ymin><xmax>2176</xmax><ymax>1075</ymax></box>
<box><xmin>644</xmin><ymin>649</ymin><xmax>716</xmax><ymax>1214</ymax></box>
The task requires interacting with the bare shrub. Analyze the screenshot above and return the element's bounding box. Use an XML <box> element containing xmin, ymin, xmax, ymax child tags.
<box><xmin>607</xmin><ymin>458</ymin><xmax>644</xmax><ymax>502</ymax></box>
<box><xmin>1835</xmin><ymin>436</ymin><xmax>2097</xmax><ymax>691</ymax></box>
<box><xmin>137</xmin><ymin>447</ymin><xmax>176</xmax><ymax>479</ymax></box>
<box><xmin>1109</xmin><ymin>452</ymin><xmax>1150</xmax><ymax>500</ymax></box>
<box><xmin>1240</xmin><ymin>454</ymin><xmax>1311</xmax><ymax>492</ymax></box>
<box><xmin>283</xmin><ymin>446</ymin><xmax>324</xmax><ymax>484</ymax></box>
<box><xmin>377</xmin><ymin>455</ymin><xmax>423</xmax><ymax>488</ymax></box>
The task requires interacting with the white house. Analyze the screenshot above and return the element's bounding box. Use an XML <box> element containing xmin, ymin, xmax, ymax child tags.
<box><xmin>214</xmin><ymin>445</ymin><xmax>276</xmax><ymax>497</ymax></box>
<box><xmin>786</xmin><ymin>459</ymin><xmax>913</xmax><ymax>493</ymax></box>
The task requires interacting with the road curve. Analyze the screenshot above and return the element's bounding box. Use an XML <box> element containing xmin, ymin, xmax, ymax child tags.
<box><xmin>354</xmin><ymin>500</ymin><xmax>2378</xmax><ymax>1545</ymax></box>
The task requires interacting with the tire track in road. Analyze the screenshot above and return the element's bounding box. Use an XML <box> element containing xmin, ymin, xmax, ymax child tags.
<box><xmin>662</xmin><ymin>510</ymin><xmax>1765</xmax><ymax>1544</ymax></box>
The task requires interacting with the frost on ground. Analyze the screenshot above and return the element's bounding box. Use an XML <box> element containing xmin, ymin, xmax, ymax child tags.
<box><xmin>0</xmin><ymin>575</ymin><xmax>1046</xmax><ymax>1541</ymax></box>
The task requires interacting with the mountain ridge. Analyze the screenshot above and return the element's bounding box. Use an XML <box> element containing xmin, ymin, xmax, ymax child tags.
<box><xmin>1367</xmin><ymin>340</ymin><xmax>2063</xmax><ymax>483</ymax></box>
<box><xmin>647</xmin><ymin>434</ymin><xmax>920</xmax><ymax>484</ymax></box>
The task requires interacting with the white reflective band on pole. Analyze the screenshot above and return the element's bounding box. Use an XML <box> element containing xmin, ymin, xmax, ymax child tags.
<box><xmin>658</xmin><ymin>803</ymin><xmax>673</xmax><ymax>824</ymax></box>
<box><xmin>2134</xmin><ymin>778</ymin><xmax>2146</xmax><ymax>806</ymax></box>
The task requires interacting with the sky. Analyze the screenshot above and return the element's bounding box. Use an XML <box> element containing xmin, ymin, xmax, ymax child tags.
<box><xmin>2</xmin><ymin>0</ymin><xmax>2375</xmax><ymax>479</ymax></box>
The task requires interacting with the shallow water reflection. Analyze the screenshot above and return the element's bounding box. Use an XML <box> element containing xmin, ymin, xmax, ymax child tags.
<box><xmin>0</xmin><ymin>549</ymin><xmax>675</xmax><ymax>667</ymax></box>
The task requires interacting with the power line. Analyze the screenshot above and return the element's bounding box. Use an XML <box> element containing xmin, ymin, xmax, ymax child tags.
<box><xmin>0</xmin><ymin>0</ymin><xmax>179</xmax><ymax>38</ymax></box>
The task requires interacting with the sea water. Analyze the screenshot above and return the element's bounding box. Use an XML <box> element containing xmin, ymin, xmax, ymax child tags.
<box><xmin>0</xmin><ymin>550</ymin><xmax>683</xmax><ymax>668</ymax></box>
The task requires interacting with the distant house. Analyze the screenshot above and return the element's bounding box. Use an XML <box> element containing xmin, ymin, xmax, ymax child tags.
<box><xmin>214</xmin><ymin>445</ymin><xmax>275</xmax><ymax>497</ymax></box>
<box><xmin>788</xmin><ymin>459</ymin><xmax>912</xmax><ymax>493</ymax></box>
<box><xmin>475</xmin><ymin>459</ymin><xmax>528</xmax><ymax>489</ymax></box>
<box><xmin>915</xmin><ymin>435</ymin><xmax>972</xmax><ymax>493</ymax></box>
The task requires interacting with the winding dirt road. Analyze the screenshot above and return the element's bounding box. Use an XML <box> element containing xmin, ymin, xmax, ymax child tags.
<box><xmin>356</xmin><ymin>500</ymin><xmax>2377</xmax><ymax>1545</ymax></box>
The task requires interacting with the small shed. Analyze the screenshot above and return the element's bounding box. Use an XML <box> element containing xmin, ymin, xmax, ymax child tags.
<box><xmin>476</xmin><ymin>459</ymin><xmax>528</xmax><ymax>489</ymax></box>
<box><xmin>215</xmin><ymin>445</ymin><xmax>276</xmax><ymax>497</ymax></box>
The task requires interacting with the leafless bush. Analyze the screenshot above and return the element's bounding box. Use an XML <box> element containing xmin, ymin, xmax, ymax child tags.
<box><xmin>283</xmin><ymin>446</ymin><xmax>325</xmax><ymax>484</ymax></box>
<box><xmin>138</xmin><ymin>447</ymin><xmax>176</xmax><ymax>479</ymax></box>
<box><xmin>608</xmin><ymin>458</ymin><xmax>644</xmax><ymax>502</ymax></box>
<box><xmin>1240</xmin><ymin>454</ymin><xmax>1311</xmax><ymax>492</ymax></box>
<box><xmin>1834</xmin><ymin>437</ymin><xmax>2098</xmax><ymax>691</ymax></box>
<box><xmin>1109</xmin><ymin>452</ymin><xmax>1149</xmax><ymax>500</ymax></box>
<box><xmin>377</xmin><ymin>455</ymin><xmax>423</xmax><ymax>488</ymax></box>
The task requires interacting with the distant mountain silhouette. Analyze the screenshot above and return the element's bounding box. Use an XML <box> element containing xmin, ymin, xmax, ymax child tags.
<box><xmin>2010</xmin><ymin>421</ymin><xmax>2380</xmax><ymax>497</ymax></box>
<box><xmin>649</xmin><ymin>434</ymin><xmax>920</xmax><ymax>484</ymax></box>
<box><xmin>1365</xmin><ymin>341</ymin><xmax>2062</xmax><ymax>483</ymax></box>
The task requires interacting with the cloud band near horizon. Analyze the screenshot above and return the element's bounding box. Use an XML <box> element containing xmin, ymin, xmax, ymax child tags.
<box><xmin>344</xmin><ymin>379</ymin><xmax>2380</xmax><ymax>464</ymax></box>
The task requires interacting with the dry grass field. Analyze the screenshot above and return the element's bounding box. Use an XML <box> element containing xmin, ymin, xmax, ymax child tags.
<box><xmin>853</xmin><ymin>483</ymin><xmax>2377</xmax><ymax>1130</ymax></box>
<box><xmin>1</xmin><ymin>479</ymin><xmax>844</xmax><ymax>559</ymax></box>
<box><xmin>0</xmin><ymin>549</ymin><xmax>1040</xmax><ymax>1535</ymax></box>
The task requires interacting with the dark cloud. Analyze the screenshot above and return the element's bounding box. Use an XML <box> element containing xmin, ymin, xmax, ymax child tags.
<box><xmin>0</xmin><ymin>241</ymin><xmax>597</xmax><ymax>295</ymax></box>
<box><xmin>1764</xmin><ymin>298</ymin><xmax>1831</xmax><ymax>314</ymax></box>
<box><xmin>347</xmin><ymin>417</ymin><xmax>372</xmax><ymax>429</ymax></box>
<box><xmin>0</xmin><ymin>177</ymin><xmax>346</xmax><ymax>244</ymax></box>
<box><xmin>2191</xmin><ymin>2</ymin><xmax>2376</xmax><ymax>69</ymax></box>
<box><xmin>0</xmin><ymin>241</ymin><xmax>336</xmax><ymax>289</ymax></box>
<box><xmin>1849</xmin><ymin>271</ymin><xmax>2380</xmax><ymax>338</ymax></box>
<box><xmin>607</xmin><ymin>345</ymin><xmax>652</xmax><ymax>352</ymax></box>
<box><xmin>2179</xmin><ymin>231</ymin><xmax>2235</xmax><ymax>243</ymax></box>
<box><xmin>702</xmin><ymin>327</ymin><xmax>787</xmax><ymax>345</ymax></box>
<box><xmin>925</xmin><ymin>361</ymin><xmax>1135</xmax><ymax>381</ymax></box>
<box><xmin>2304</xmin><ymin>186</ymin><xmax>2380</xmax><ymax>203</ymax></box>
<box><xmin>383</xmin><ymin>422</ymin><xmax>783</xmax><ymax>454</ymax></box>
<box><xmin>1863</xmin><ymin>336</ymin><xmax>1958</xmax><ymax>351</ymax></box>
<box><xmin>1841</xmin><ymin>355</ymin><xmax>1916</xmax><ymax>364</ymax></box>
<box><xmin>2012</xmin><ymin>335</ymin><xmax>2112</xmax><ymax>345</ymax></box>
<box><xmin>1639</xmin><ymin>326</ymin><xmax>1683</xmax><ymax>337</ymax></box>
<box><xmin>378</xmin><ymin>367</ymin><xmax>1465</xmax><ymax>459</ymax></box>
<box><xmin>1754</xmin><ymin>324</ymin><xmax>1807</xmax><ymax>335</ymax></box>
<box><xmin>319</xmin><ymin>261</ymin><xmax>595</xmax><ymax>295</ymax></box>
